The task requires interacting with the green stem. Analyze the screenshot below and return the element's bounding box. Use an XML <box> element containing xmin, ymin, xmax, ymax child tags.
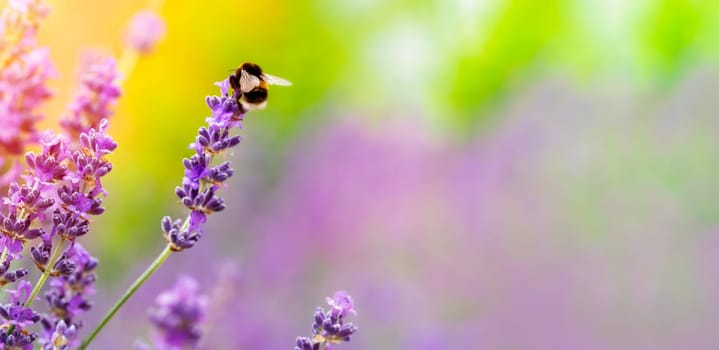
<box><xmin>78</xmin><ymin>245</ymin><xmax>173</xmax><ymax>350</ymax></box>
<box><xmin>25</xmin><ymin>238</ymin><xmax>65</xmax><ymax>307</ymax></box>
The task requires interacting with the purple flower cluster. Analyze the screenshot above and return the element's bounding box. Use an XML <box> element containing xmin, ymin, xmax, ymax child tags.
<box><xmin>60</xmin><ymin>55</ymin><xmax>122</xmax><ymax>140</ymax></box>
<box><xmin>0</xmin><ymin>2</ymin><xmax>120</xmax><ymax>343</ymax></box>
<box><xmin>40</xmin><ymin>244</ymin><xmax>97</xmax><ymax>348</ymax></box>
<box><xmin>9</xmin><ymin>117</ymin><xmax>118</xmax><ymax>251</ymax></box>
<box><xmin>146</xmin><ymin>276</ymin><xmax>208</xmax><ymax>349</ymax></box>
<box><xmin>0</xmin><ymin>0</ymin><xmax>55</xmax><ymax>187</ymax></box>
<box><xmin>162</xmin><ymin>79</ymin><xmax>242</xmax><ymax>252</ymax></box>
<box><xmin>295</xmin><ymin>291</ymin><xmax>358</xmax><ymax>350</ymax></box>
<box><xmin>0</xmin><ymin>281</ymin><xmax>41</xmax><ymax>349</ymax></box>
<box><xmin>0</xmin><ymin>118</ymin><xmax>115</xmax><ymax>348</ymax></box>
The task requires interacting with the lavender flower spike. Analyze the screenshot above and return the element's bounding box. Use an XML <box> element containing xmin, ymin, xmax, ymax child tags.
<box><xmin>148</xmin><ymin>276</ymin><xmax>208</xmax><ymax>349</ymax></box>
<box><xmin>295</xmin><ymin>292</ymin><xmax>359</xmax><ymax>350</ymax></box>
<box><xmin>37</xmin><ymin>244</ymin><xmax>95</xmax><ymax>349</ymax></box>
<box><xmin>163</xmin><ymin>78</ymin><xmax>242</xmax><ymax>252</ymax></box>
<box><xmin>80</xmin><ymin>77</ymin><xmax>250</xmax><ymax>349</ymax></box>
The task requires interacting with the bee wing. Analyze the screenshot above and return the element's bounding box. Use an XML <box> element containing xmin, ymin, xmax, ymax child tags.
<box><xmin>262</xmin><ymin>73</ymin><xmax>292</xmax><ymax>86</ymax></box>
<box><xmin>239</xmin><ymin>69</ymin><xmax>261</xmax><ymax>93</ymax></box>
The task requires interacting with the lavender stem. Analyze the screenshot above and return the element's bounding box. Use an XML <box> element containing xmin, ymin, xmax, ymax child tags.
<box><xmin>79</xmin><ymin>244</ymin><xmax>173</xmax><ymax>349</ymax></box>
<box><xmin>24</xmin><ymin>237</ymin><xmax>65</xmax><ymax>307</ymax></box>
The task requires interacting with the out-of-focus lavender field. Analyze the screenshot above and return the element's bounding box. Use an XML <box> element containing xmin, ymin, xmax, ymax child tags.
<box><xmin>92</xmin><ymin>72</ymin><xmax>719</xmax><ymax>349</ymax></box>
<box><xmin>4</xmin><ymin>0</ymin><xmax>719</xmax><ymax>348</ymax></box>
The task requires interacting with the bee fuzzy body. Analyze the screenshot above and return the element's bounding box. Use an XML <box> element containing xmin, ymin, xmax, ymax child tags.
<box><xmin>228</xmin><ymin>62</ymin><xmax>291</xmax><ymax>114</ymax></box>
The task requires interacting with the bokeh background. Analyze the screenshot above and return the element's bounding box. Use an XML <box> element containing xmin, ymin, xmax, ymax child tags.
<box><xmin>23</xmin><ymin>0</ymin><xmax>719</xmax><ymax>348</ymax></box>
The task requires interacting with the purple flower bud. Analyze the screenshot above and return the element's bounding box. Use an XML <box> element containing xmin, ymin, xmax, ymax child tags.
<box><xmin>207</xmin><ymin>161</ymin><xmax>234</xmax><ymax>183</ymax></box>
<box><xmin>175</xmin><ymin>183</ymin><xmax>225</xmax><ymax>214</ymax></box>
<box><xmin>1</xmin><ymin>268</ymin><xmax>29</xmax><ymax>286</ymax></box>
<box><xmin>183</xmin><ymin>153</ymin><xmax>212</xmax><ymax>184</ymax></box>
<box><xmin>205</xmin><ymin>95</ymin><xmax>221</xmax><ymax>109</ymax></box>
<box><xmin>4</xmin><ymin>182</ymin><xmax>54</xmax><ymax>213</ymax></box>
<box><xmin>57</xmin><ymin>183</ymin><xmax>104</xmax><ymax>216</ymax></box>
<box><xmin>194</xmin><ymin>126</ymin><xmax>241</xmax><ymax>153</ymax></box>
<box><xmin>51</xmin><ymin>210</ymin><xmax>90</xmax><ymax>241</ymax></box>
<box><xmin>51</xmin><ymin>254</ymin><xmax>76</xmax><ymax>276</ymax></box>
<box><xmin>161</xmin><ymin>216</ymin><xmax>202</xmax><ymax>252</ymax></box>
<box><xmin>295</xmin><ymin>337</ymin><xmax>317</xmax><ymax>350</ymax></box>
<box><xmin>24</xmin><ymin>151</ymin><xmax>68</xmax><ymax>183</ymax></box>
<box><xmin>31</xmin><ymin>236</ymin><xmax>52</xmax><ymax>268</ymax></box>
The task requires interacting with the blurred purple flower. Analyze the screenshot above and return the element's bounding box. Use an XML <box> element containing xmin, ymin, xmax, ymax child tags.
<box><xmin>148</xmin><ymin>276</ymin><xmax>207</xmax><ymax>349</ymax></box>
<box><xmin>326</xmin><ymin>291</ymin><xmax>356</xmax><ymax>318</ymax></box>
<box><xmin>60</xmin><ymin>55</ymin><xmax>121</xmax><ymax>140</ymax></box>
<box><xmin>0</xmin><ymin>0</ymin><xmax>55</xmax><ymax>187</ymax></box>
<box><xmin>124</xmin><ymin>9</ymin><xmax>166</xmax><ymax>54</ymax></box>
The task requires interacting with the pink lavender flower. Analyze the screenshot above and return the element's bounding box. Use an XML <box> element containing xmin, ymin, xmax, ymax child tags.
<box><xmin>0</xmin><ymin>48</ymin><xmax>54</xmax><ymax>152</ymax></box>
<box><xmin>124</xmin><ymin>9</ymin><xmax>166</xmax><ymax>54</ymax></box>
<box><xmin>147</xmin><ymin>276</ymin><xmax>207</xmax><ymax>349</ymax></box>
<box><xmin>23</xmin><ymin>132</ymin><xmax>69</xmax><ymax>183</ymax></box>
<box><xmin>60</xmin><ymin>56</ymin><xmax>121</xmax><ymax>140</ymax></box>
<box><xmin>0</xmin><ymin>0</ymin><xmax>55</xmax><ymax>187</ymax></box>
<box><xmin>162</xmin><ymin>79</ymin><xmax>241</xmax><ymax>252</ymax></box>
<box><xmin>295</xmin><ymin>292</ymin><xmax>358</xmax><ymax>350</ymax></box>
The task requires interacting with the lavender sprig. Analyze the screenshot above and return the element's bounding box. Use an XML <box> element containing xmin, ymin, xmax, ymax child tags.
<box><xmin>38</xmin><ymin>243</ymin><xmax>97</xmax><ymax>349</ymax></box>
<box><xmin>295</xmin><ymin>292</ymin><xmax>359</xmax><ymax>350</ymax></box>
<box><xmin>79</xmin><ymin>78</ymin><xmax>245</xmax><ymax>349</ymax></box>
<box><xmin>22</xmin><ymin>117</ymin><xmax>117</xmax><ymax>309</ymax></box>
<box><xmin>162</xmin><ymin>79</ymin><xmax>240</xmax><ymax>252</ymax></box>
<box><xmin>146</xmin><ymin>276</ymin><xmax>208</xmax><ymax>349</ymax></box>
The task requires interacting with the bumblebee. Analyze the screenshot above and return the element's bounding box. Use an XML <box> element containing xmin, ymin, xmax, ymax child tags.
<box><xmin>228</xmin><ymin>62</ymin><xmax>291</xmax><ymax>114</ymax></box>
